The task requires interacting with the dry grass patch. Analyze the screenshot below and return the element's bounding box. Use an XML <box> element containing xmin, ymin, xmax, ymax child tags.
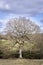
<box><xmin>0</xmin><ymin>59</ymin><xmax>43</xmax><ymax>65</ymax></box>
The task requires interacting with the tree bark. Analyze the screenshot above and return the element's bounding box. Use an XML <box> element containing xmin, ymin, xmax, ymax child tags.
<box><xmin>19</xmin><ymin>48</ymin><xmax>22</xmax><ymax>58</ymax></box>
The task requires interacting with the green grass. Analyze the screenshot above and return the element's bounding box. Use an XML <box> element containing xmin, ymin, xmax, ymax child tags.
<box><xmin>0</xmin><ymin>59</ymin><xmax>43</xmax><ymax>65</ymax></box>
<box><xmin>0</xmin><ymin>40</ymin><xmax>11</xmax><ymax>44</ymax></box>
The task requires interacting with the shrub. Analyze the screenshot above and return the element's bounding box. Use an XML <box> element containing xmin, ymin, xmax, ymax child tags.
<box><xmin>22</xmin><ymin>50</ymin><xmax>43</xmax><ymax>59</ymax></box>
<box><xmin>22</xmin><ymin>50</ymin><xmax>31</xmax><ymax>59</ymax></box>
<box><xmin>10</xmin><ymin>51</ymin><xmax>19</xmax><ymax>58</ymax></box>
<box><xmin>0</xmin><ymin>50</ymin><xmax>3</xmax><ymax>58</ymax></box>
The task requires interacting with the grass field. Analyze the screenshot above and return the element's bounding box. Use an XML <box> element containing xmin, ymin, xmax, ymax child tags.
<box><xmin>0</xmin><ymin>59</ymin><xmax>43</xmax><ymax>65</ymax></box>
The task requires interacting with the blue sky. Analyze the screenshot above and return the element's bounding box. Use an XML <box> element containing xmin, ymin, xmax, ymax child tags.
<box><xmin>0</xmin><ymin>0</ymin><xmax>43</xmax><ymax>33</ymax></box>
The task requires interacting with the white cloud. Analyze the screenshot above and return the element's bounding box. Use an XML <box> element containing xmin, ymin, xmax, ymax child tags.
<box><xmin>0</xmin><ymin>0</ymin><xmax>10</xmax><ymax>10</ymax></box>
<box><xmin>0</xmin><ymin>17</ymin><xmax>9</xmax><ymax>32</ymax></box>
<box><xmin>0</xmin><ymin>0</ymin><xmax>43</xmax><ymax>16</ymax></box>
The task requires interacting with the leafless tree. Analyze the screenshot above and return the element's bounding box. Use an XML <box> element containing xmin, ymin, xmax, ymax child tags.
<box><xmin>5</xmin><ymin>17</ymin><xmax>41</xmax><ymax>58</ymax></box>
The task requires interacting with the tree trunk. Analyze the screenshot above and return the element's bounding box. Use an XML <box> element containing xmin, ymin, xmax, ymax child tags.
<box><xmin>19</xmin><ymin>48</ymin><xmax>22</xmax><ymax>58</ymax></box>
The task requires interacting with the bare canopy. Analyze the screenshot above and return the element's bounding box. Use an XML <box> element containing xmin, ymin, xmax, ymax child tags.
<box><xmin>5</xmin><ymin>17</ymin><xmax>41</xmax><ymax>58</ymax></box>
<box><xmin>5</xmin><ymin>17</ymin><xmax>40</xmax><ymax>36</ymax></box>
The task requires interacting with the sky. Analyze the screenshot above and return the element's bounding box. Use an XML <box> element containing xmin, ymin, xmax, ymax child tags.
<box><xmin>0</xmin><ymin>0</ymin><xmax>43</xmax><ymax>33</ymax></box>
